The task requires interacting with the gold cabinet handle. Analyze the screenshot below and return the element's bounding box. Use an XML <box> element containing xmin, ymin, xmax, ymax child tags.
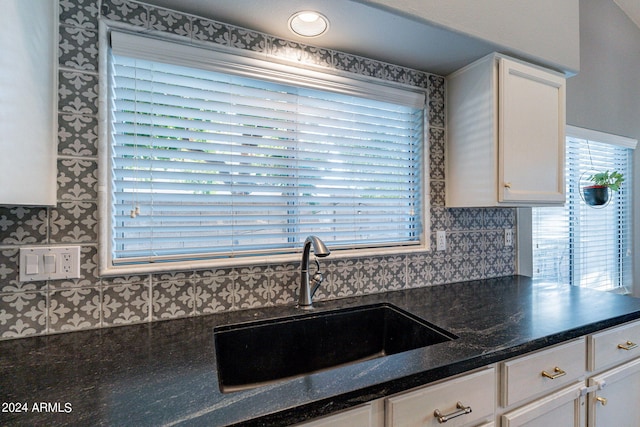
<box><xmin>433</xmin><ymin>401</ymin><xmax>472</xmax><ymax>423</ymax></box>
<box><xmin>617</xmin><ymin>341</ymin><xmax>638</xmax><ymax>351</ymax></box>
<box><xmin>596</xmin><ymin>396</ymin><xmax>608</xmax><ymax>406</ymax></box>
<box><xmin>541</xmin><ymin>367</ymin><xmax>566</xmax><ymax>379</ymax></box>
<box><xmin>504</xmin><ymin>182</ymin><xmax>512</xmax><ymax>189</ymax></box>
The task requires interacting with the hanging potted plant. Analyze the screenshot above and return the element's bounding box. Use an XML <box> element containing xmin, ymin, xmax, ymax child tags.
<box><xmin>582</xmin><ymin>170</ymin><xmax>624</xmax><ymax>206</ymax></box>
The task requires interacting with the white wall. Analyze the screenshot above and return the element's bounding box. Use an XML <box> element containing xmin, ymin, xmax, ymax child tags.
<box><xmin>360</xmin><ymin>0</ymin><xmax>580</xmax><ymax>73</ymax></box>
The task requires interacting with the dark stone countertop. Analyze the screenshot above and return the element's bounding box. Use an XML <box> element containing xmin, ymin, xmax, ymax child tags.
<box><xmin>2</xmin><ymin>276</ymin><xmax>640</xmax><ymax>426</ymax></box>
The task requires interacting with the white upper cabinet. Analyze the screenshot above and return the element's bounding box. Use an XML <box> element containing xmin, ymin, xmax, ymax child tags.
<box><xmin>446</xmin><ymin>53</ymin><xmax>566</xmax><ymax>207</ymax></box>
<box><xmin>0</xmin><ymin>0</ymin><xmax>58</xmax><ymax>206</ymax></box>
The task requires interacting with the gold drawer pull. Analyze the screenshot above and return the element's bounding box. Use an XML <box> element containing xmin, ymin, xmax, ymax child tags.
<box><xmin>433</xmin><ymin>401</ymin><xmax>472</xmax><ymax>423</ymax></box>
<box><xmin>541</xmin><ymin>367</ymin><xmax>566</xmax><ymax>379</ymax></box>
<box><xmin>504</xmin><ymin>182</ymin><xmax>512</xmax><ymax>189</ymax></box>
<box><xmin>596</xmin><ymin>396</ymin><xmax>608</xmax><ymax>406</ymax></box>
<box><xmin>617</xmin><ymin>341</ymin><xmax>638</xmax><ymax>351</ymax></box>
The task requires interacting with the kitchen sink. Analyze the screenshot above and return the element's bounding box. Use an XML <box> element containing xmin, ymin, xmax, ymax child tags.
<box><xmin>214</xmin><ymin>303</ymin><xmax>457</xmax><ymax>392</ymax></box>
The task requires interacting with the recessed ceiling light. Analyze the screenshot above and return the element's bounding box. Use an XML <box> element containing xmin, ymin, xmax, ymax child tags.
<box><xmin>288</xmin><ymin>11</ymin><xmax>329</xmax><ymax>38</ymax></box>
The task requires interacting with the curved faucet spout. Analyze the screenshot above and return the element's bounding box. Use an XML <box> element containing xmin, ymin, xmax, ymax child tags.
<box><xmin>298</xmin><ymin>236</ymin><xmax>330</xmax><ymax>309</ymax></box>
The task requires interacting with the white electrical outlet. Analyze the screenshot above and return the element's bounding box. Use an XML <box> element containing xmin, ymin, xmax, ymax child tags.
<box><xmin>19</xmin><ymin>246</ymin><xmax>81</xmax><ymax>281</ymax></box>
<box><xmin>436</xmin><ymin>230</ymin><xmax>447</xmax><ymax>251</ymax></box>
<box><xmin>505</xmin><ymin>229</ymin><xmax>514</xmax><ymax>247</ymax></box>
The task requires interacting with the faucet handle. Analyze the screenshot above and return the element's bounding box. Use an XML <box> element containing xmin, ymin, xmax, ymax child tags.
<box><xmin>309</xmin><ymin>259</ymin><xmax>325</xmax><ymax>297</ymax></box>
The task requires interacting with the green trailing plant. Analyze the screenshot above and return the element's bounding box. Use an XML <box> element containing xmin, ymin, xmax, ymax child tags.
<box><xmin>587</xmin><ymin>170</ymin><xmax>624</xmax><ymax>191</ymax></box>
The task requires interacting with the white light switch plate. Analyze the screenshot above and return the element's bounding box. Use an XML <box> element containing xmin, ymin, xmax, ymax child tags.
<box><xmin>436</xmin><ymin>230</ymin><xmax>447</xmax><ymax>251</ymax></box>
<box><xmin>19</xmin><ymin>246</ymin><xmax>81</xmax><ymax>281</ymax></box>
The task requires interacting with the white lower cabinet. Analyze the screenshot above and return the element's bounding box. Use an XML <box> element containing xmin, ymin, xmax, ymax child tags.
<box><xmin>298</xmin><ymin>320</ymin><xmax>640</xmax><ymax>427</ymax></box>
<box><xmin>385</xmin><ymin>368</ymin><xmax>495</xmax><ymax>427</ymax></box>
<box><xmin>500</xmin><ymin>320</ymin><xmax>640</xmax><ymax>427</ymax></box>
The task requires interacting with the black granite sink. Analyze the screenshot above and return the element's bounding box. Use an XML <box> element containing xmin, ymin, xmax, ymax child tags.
<box><xmin>214</xmin><ymin>303</ymin><xmax>457</xmax><ymax>392</ymax></box>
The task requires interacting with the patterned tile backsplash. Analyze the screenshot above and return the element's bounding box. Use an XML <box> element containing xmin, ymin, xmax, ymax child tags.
<box><xmin>0</xmin><ymin>0</ymin><xmax>516</xmax><ymax>340</ymax></box>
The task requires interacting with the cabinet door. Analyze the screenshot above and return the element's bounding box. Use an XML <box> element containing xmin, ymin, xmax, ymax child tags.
<box><xmin>0</xmin><ymin>0</ymin><xmax>58</xmax><ymax>206</ymax></box>
<box><xmin>498</xmin><ymin>57</ymin><xmax>565</xmax><ymax>204</ymax></box>
<box><xmin>501</xmin><ymin>383</ymin><xmax>584</xmax><ymax>427</ymax></box>
<box><xmin>588</xmin><ymin>357</ymin><xmax>640</xmax><ymax>427</ymax></box>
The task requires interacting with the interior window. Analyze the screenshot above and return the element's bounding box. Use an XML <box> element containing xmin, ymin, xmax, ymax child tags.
<box><xmin>532</xmin><ymin>129</ymin><xmax>635</xmax><ymax>292</ymax></box>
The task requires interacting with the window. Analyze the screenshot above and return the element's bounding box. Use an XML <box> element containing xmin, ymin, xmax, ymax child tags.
<box><xmin>101</xmin><ymin>31</ymin><xmax>427</xmax><ymax>272</ymax></box>
<box><xmin>532</xmin><ymin>127</ymin><xmax>636</xmax><ymax>292</ymax></box>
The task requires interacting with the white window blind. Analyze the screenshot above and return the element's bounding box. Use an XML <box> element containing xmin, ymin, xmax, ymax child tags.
<box><xmin>106</xmin><ymin>34</ymin><xmax>425</xmax><ymax>266</ymax></box>
<box><xmin>532</xmin><ymin>130</ymin><xmax>635</xmax><ymax>291</ymax></box>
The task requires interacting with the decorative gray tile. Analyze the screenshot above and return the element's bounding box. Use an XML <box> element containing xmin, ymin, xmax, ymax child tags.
<box><xmin>59</xmin><ymin>0</ymin><xmax>99</xmax><ymax>29</ymax></box>
<box><xmin>430</xmin><ymin>207</ymin><xmax>453</xmax><ymax>231</ymax></box>
<box><xmin>148</xmin><ymin>6</ymin><xmax>191</xmax><ymax>37</ymax></box>
<box><xmin>271</xmin><ymin>38</ymin><xmax>306</xmax><ymax>63</ymax></box>
<box><xmin>270</xmin><ymin>263</ymin><xmax>298</xmax><ymax>305</ymax></box>
<box><xmin>0</xmin><ymin>248</ymin><xmax>20</xmax><ymax>292</ymax></box>
<box><xmin>152</xmin><ymin>272</ymin><xmax>194</xmax><ymax>320</ymax></box>
<box><xmin>191</xmin><ymin>18</ymin><xmax>228</xmax><ymax>44</ymax></box>
<box><xmin>455</xmin><ymin>255</ymin><xmax>484</xmax><ymax>282</ymax></box>
<box><xmin>0</xmin><ymin>291</ymin><xmax>47</xmax><ymax>339</ymax></box>
<box><xmin>59</xmin><ymin>70</ymin><xmax>98</xmax><ymax>116</ymax></box>
<box><xmin>427</xmin><ymin>75</ymin><xmax>445</xmax><ymax>128</ymax></box>
<box><xmin>407</xmin><ymin>254</ymin><xmax>431</xmax><ymax>287</ymax></box>
<box><xmin>0</xmin><ymin>207</ymin><xmax>48</xmax><ymax>246</ymax></box>
<box><xmin>102</xmin><ymin>282</ymin><xmax>150</xmax><ymax>326</ymax></box>
<box><xmin>193</xmin><ymin>269</ymin><xmax>235</xmax><ymax>314</ymax></box>
<box><xmin>450</xmin><ymin>208</ymin><xmax>484</xmax><ymax>230</ymax></box>
<box><xmin>59</xmin><ymin>26</ymin><xmax>98</xmax><ymax>71</ymax></box>
<box><xmin>330</xmin><ymin>258</ymin><xmax>362</xmax><ymax>298</ymax></box>
<box><xmin>375</xmin><ymin>256</ymin><xmax>405</xmax><ymax>291</ymax></box>
<box><xmin>484</xmin><ymin>252</ymin><xmax>515</xmax><ymax>278</ymax></box>
<box><xmin>484</xmin><ymin>208</ymin><xmax>516</xmax><ymax>229</ymax></box>
<box><xmin>58</xmin><ymin>113</ymin><xmax>97</xmax><ymax>157</ymax></box>
<box><xmin>430</xmin><ymin>256</ymin><xmax>453</xmax><ymax>285</ymax></box>
<box><xmin>429</xmin><ymin>127</ymin><xmax>445</xmax><ymax>180</ymax></box>
<box><xmin>57</xmin><ymin>158</ymin><xmax>98</xmax><ymax>201</ymax></box>
<box><xmin>449</xmin><ymin>231</ymin><xmax>484</xmax><ymax>257</ymax></box>
<box><xmin>407</xmin><ymin>70</ymin><xmax>430</xmax><ymax>89</ymax></box>
<box><xmin>101</xmin><ymin>0</ymin><xmax>150</xmax><ymax>28</ymax></box>
<box><xmin>49</xmin><ymin>287</ymin><xmax>101</xmax><ymax>332</ymax></box>
<box><xmin>235</xmin><ymin>268</ymin><xmax>270</xmax><ymax>310</ymax></box>
<box><xmin>216</xmin><ymin>278</ymin><xmax>250</xmax><ymax>311</ymax></box>
<box><xmin>50</xmin><ymin>202</ymin><xmax>98</xmax><ymax>244</ymax></box>
<box><xmin>430</xmin><ymin>180</ymin><xmax>446</xmax><ymax>207</ymax></box>
<box><xmin>483</xmin><ymin>230</ymin><xmax>506</xmax><ymax>253</ymax></box>
<box><xmin>332</xmin><ymin>52</ymin><xmax>362</xmax><ymax>74</ymax></box>
<box><xmin>229</xmin><ymin>27</ymin><xmax>268</xmax><ymax>52</ymax></box>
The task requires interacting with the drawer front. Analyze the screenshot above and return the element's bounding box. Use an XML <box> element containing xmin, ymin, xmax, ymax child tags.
<box><xmin>385</xmin><ymin>367</ymin><xmax>495</xmax><ymax>427</ymax></box>
<box><xmin>588</xmin><ymin>320</ymin><xmax>640</xmax><ymax>371</ymax></box>
<box><xmin>294</xmin><ymin>403</ymin><xmax>372</xmax><ymax>427</ymax></box>
<box><xmin>501</xmin><ymin>338</ymin><xmax>585</xmax><ymax>407</ymax></box>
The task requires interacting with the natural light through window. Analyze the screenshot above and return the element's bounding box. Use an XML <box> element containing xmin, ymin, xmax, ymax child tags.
<box><xmin>103</xmin><ymin>31</ymin><xmax>427</xmax><ymax>271</ymax></box>
<box><xmin>532</xmin><ymin>128</ymin><xmax>635</xmax><ymax>292</ymax></box>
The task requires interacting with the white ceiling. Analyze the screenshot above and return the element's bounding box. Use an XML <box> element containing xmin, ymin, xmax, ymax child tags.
<box><xmin>139</xmin><ymin>0</ymin><xmax>640</xmax><ymax>75</ymax></box>
<box><xmin>140</xmin><ymin>0</ymin><xmax>498</xmax><ymax>75</ymax></box>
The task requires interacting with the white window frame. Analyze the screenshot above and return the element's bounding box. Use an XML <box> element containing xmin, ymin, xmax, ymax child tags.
<box><xmin>98</xmin><ymin>25</ymin><xmax>430</xmax><ymax>275</ymax></box>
